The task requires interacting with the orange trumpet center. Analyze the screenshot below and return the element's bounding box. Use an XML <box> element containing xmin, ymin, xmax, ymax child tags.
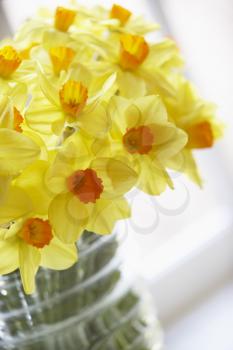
<box><xmin>67</xmin><ymin>168</ymin><xmax>104</xmax><ymax>204</ymax></box>
<box><xmin>110</xmin><ymin>4</ymin><xmax>132</xmax><ymax>25</ymax></box>
<box><xmin>123</xmin><ymin>125</ymin><xmax>154</xmax><ymax>154</ymax></box>
<box><xmin>54</xmin><ymin>7</ymin><xmax>76</xmax><ymax>32</ymax></box>
<box><xmin>13</xmin><ymin>107</ymin><xmax>24</xmax><ymax>132</ymax></box>
<box><xmin>18</xmin><ymin>218</ymin><xmax>53</xmax><ymax>249</ymax></box>
<box><xmin>59</xmin><ymin>80</ymin><xmax>88</xmax><ymax>119</ymax></box>
<box><xmin>186</xmin><ymin>121</ymin><xmax>214</xmax><ymax>149</ymax></box>
<box><xmin>119</xmin><ymin>34</ymin><xmax>149</xmax><ymax>71</ymax></box>
<box><xmin>0</xmin><ymin>46</ymin><xmax>22</xmax><ymax>78</ymax></box>
<box><xmin>49</xmin><ymin>46</ymin><xmax>75</xmax><ymax>75</ymax></box>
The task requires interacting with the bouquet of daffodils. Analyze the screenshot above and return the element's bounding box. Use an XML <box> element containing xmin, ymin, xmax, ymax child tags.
<box><xmin>0</xmin><ymin>3</ymin><xmax>222</xmax><ymax>295</ymax></box>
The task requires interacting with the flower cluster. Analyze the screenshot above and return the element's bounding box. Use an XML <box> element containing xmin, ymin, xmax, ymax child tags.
<box><xmin>0</xmin><ymin>3</ymin><xmax>222</xmax><ymax>293</ymax></box>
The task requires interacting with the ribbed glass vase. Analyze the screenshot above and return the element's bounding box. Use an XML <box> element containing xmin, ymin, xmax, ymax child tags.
<box><xmin>0</xmin><ymin>231</ymin><xmax>163</xmax><ymax>350</ymax></box>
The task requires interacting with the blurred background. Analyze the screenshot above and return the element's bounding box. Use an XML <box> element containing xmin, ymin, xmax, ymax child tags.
<box><xmin>0</xmin><ymin>0</ymin><xmax>233</xmax><ymax>349</ymax></box>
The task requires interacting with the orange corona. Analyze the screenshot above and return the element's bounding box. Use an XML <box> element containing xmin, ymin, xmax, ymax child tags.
<box><xmin>59</xmin><ymin>80</ymin><xmax>88</xmax><ymax>118</ymax></box>
<box><xmin>0</xmin><ymin>46</ymin><xmax>22</xmax><ymax>78</ymax></box>
<box><xmin>110</xmin><ymin>4</ymin><xmax>132</xmax><ymax>25</ymax></box>
<box><xmin>54</xmin><ymin>7</ymin><xmax>76</xmax><ymax>32</ymax></box>
<box><xmin>50</xmin><ymin>47</ymin><xmax>75</xmax><ymax>75</ymax></box>
<box><xmin>18</xmin><ymin>218</ymin><xmax>53</xmax><ymax>249</ymax></box>
<box><xmin>123</xmin><ymin>125</ymin><xmax>154</xmax><ymax>154</ymax></box>
<box><xmin>13</xmin><ymin>107</ymin><xmax>24</xmax><ymax>132</ymax></box>
<box><xmin>186</xmin><ymin>121</ymin><xmax>214</xmax><ymax>149</ymax></box>
<box><xmin>119</xmin><ymin>34</ymin><xmax>149</xmax><ymax>70</ymax></box>
<box><xmin>67</xmin><ymin>169</ymin><xmax>104</xmax><ymax>204</ymax></box>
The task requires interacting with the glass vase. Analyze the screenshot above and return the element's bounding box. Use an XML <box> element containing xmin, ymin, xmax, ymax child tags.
<box><xmin>0</xmin><ymin>231</ymin><xmax>163</xmax><ymax>349</ymax></box>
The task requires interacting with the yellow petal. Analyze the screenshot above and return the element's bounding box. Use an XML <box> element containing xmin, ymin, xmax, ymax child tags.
<box><xmin>0</xmin><ymin>219</ymin><xmax>23</xmax><ymax>240</ymax></box>
<box><xmin>19</xmin><ymin>241</ymin><xmax>40</xmax><ymax>294</ymax></box>
<box><xmin>146</xmin><ymin>39</ymin><xmax>183</xmax><ymax>69</ymax></box>
<box><xmin>140</xmin><ymin>68</ymin><xmax>176</xmax><ymax>98</ymax></box>
<box><xmin>107</xmin><ymin>95</ymin><xmax>131</xmax><ymax>137</ymax></box>
<box><xmin>7</xmin><ymin>83</ymin><xmax>28</xmax><ymax>112</ymax></box>
<box><xmin>117</xmin><ymin>71</ymin><xmax>146</xmax><ymax>98</ymax></box>
<box><xmin>15</xmin><ymin>160</ymin><xmax>52</xmax><ymax>214</ymax></box>
<box><xmin>59</xmin><ymin>130</ymin><xmax>91</xmax><ymax>166</ymax></box>
<box><xmin>0</xmin><ymin>187</ymin><xmax>32</xmax><ymax>225</ymax></box>
<box><xmin>137</xmin><ymin>156</ymin><xmax>173</xmax><ymax>195</ymax></box>
<box><xmin>26</xmin><ymin>96</ymin><xmax>63</xmax><ymax>135</ymax></box>
<box><xmin>41</xmin><ymin>237</ymin><xmax>78</xmax><ymax>269</ymax></box>
<box><xmin>87</xmin><ymin>197</ymin><xmax>130</xmax><ymax>234</ymax></box>
<box><xmin>45</xmin><ymin>157</ymin><xmax>74</xmax><ymax>194</ymax></box>
<box><xmin>0</xmin><ymin>238</ymin><xmax>19</xmax><ymax>275</ymax></box>
<box><xmin>78</xmin><ymin>102</ymin><xmax>110</xmax><ymax>138</ymax></box>
<box><xmin>49</xmin><ymin>193</ymin><xmax>89</xmax><ymax>243</ymax></box>
<box><xmin>0</xmin><ymin>175</ymin><xmax>11</xmax><ymax>205</ymax></box>
<box><xmin>166</xmin><ymin>150</ymin><xmax>202</xmax><ymax>187</ymax></box>
<box><xmin>67</xmin><ymin>63</ymin><xmax>93</xmax><ymax>87</ymax></box>
<box><xmin>0</xmin><ymin>129</ymin><xmax>40</xmax><ymax>175</ymax></box>
<box><xmin>87</xmin><ymin>73</ymin><xmax>117</xmax><ymax>104</ymax></box>
<box><xmin>38</xmin><ymin>67</ymin><xmax>60</xmax><ymax>106</ymax></box>
<box><xmin>156</xmin><ymin>126</ymin><xmax>187</xmax><ymax>161</ymax></box>
<box><xmin>125</xmin><ymin>95</ymin><xmax>167</xmax><ymax>127</ymax></box>
<box><xmin>91</xmin><ymin>158</ymin><xmax>137</xmax><ymax>198</ymax></box>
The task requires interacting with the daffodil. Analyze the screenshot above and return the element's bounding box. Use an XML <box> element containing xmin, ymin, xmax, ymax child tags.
<box><xmin>87</xmin><ymin>33</ymin><xmax>183</xmax><ymax>99</ymax></box>
<box><xmin>14</xmin><ymin>5</ymin><xmax>99</xmax><ymax>49</ymax></box>
<box><xmin>73</xmin><ymin>3</ymin><xmax>158</xmax><ymax>35</ymax></box>
<box><xmin>45</xmin><ymin>132</ymin><xmax>137</xmax><ymax>243</ymax></box>
<box><xmin>0</xmin><ymin>215</ymin><xmax>77</xmax><ymax>294</ymax></box>
<box><xmin>14</xmin><ymin>6</ymin><xmax>76</xmax><ymax>45</ymax></box>
<box><xmin>93</xmin><ymin>95</ymin><xmax>187</xmax><ymax>195</ymax></box>
<box><xmin>0</xmin><ymin>171</ymin><xmax>77</xmax><ymax>294</ymax></box>
<box><xmin>164</xmin><ymin>76</ymin><xmax>223</xmax><ymax>184</ymax></box>
<box><xmin>26</xmin><ymin>63</ymin><xmax>116</xmax><ymax>137</ymax></box>
<box><xmin>0</xmin><ymin>45</ymin><xmax>37</xmax><ymax>88</ymax></box>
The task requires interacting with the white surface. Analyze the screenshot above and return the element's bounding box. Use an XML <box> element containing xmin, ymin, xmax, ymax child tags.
<box><xmin>166</xmin><ymin>279</ymin><xmax>233</xmax><ymax>350</ymax></box>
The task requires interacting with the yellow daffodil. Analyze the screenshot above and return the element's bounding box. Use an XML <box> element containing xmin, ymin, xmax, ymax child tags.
<box><xmin>164</xmin><ymin>76</ymin><xmax>223</xmax><ymax>184</ymax></box>
<box><xmin>87</xmin><ymin>33</ymin><xmax>182</xmax><ymax>99</ymax></box>
<box><xmin>45</xmin><ymin>132</ymin><xmax>137</xmax><ymax>243</ymax></box>
<box><xmin>0</xmin><ymin>45</ymin><xmax>37</xmax><ymax>88</ymax></box>
<box><xmin>14</xmin><ymin>6</ymin><xmax>98</xmax><ymax>49</ymax></box>
<box><xmin>26</xmin><ymin>64</ymin><xmax>116</xmax><ymax>137</ymax></box>
<box><xmin>75</xmin><ymin>3</ymin><xmax>158</xmax><ymax>35</ymax></box>
<box><xmin>0</xmin><ymin>216</ymin><xmax>77</xmax><ymax>294</ymax></box>
<box><xmin>0</xmin><ymin>178</ymin><xmax>77</xmax><ymax>294</ymax></box>
<box><xmin>93</xmin><ymin>95</ymin><xmax>187</xmax><ymax>195</ymax></box>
